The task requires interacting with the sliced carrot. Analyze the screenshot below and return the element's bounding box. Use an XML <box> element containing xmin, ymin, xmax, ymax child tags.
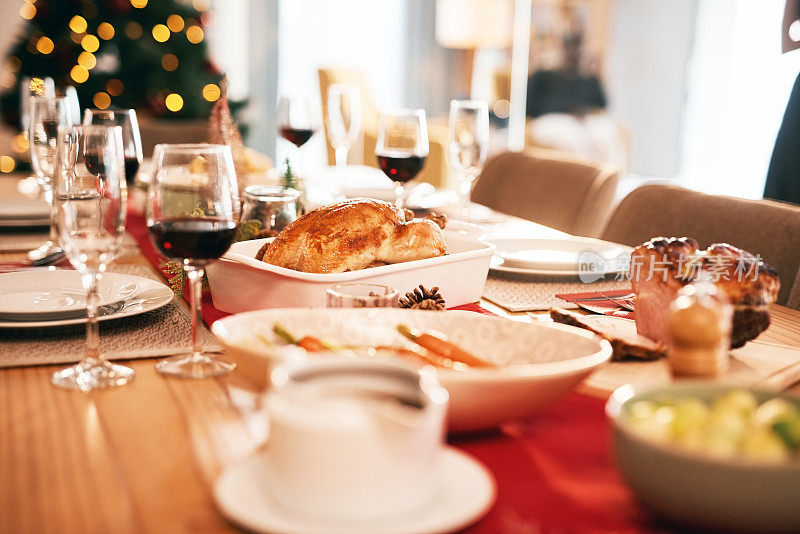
<box><xmin>396</xmin><ymin>324</ymin><xmax>495</xmax><ymax>368</ymax></box>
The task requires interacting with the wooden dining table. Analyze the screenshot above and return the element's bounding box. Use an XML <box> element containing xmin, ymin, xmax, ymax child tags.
<box><xmin>1</xmin><ymin>174</ymin><xmax>800</xmax><ymax>533</ymax></box>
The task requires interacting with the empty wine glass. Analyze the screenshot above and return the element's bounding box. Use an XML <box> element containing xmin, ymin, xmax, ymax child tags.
<box><xmin>28</xmin><ymin>95</ymin><xmax>76</xmax><ymax>261</ymax></box>
<box><xmin>449</xmin><ymin>100</ymin><xmax>488</xmax><ymax>220</ymax></box>
<box><xmin>147</xmin><ymin>144</ymin><xmax>240</xmax><ymax>378</ymax></box>
<box><xmin>327</xmin><ymin>84</ymin><xmax>361</xmax><ymax>167</ymax></box>
<box><xmin>375</xmin><ymin>109</ymin><xmax>429</xmax><ymax>209</ymax></box>
<box><xmin>84</xmin><ymin>108</ymin><xmax>143</xmax><ymax>186</ymax></box>
<box><xmin>51</xmin><ymin>124</ymin><xmax>134</xmax><ymax>391</ymax></box>
<box><xmin>277</xmin><ymin>95</ymin><xmax>320</xmax><ymax>176</ymax></box>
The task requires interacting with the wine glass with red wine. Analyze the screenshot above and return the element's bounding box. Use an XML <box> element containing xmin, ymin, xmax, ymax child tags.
<box><xmin>375</xmin><ymin>109</ymin><xmax>429</xmax><ymax>209</ymax></box>
<box><xmin>146</xmin><ymin>144</ymin><xmax>240</xmax><ymax>378</ymax></box>
<box><xmin>83</xmin><ymin>109</ymin><xmax>143</xmax><ymax>186</ymax></box>
<box><xmin>51</xmin><ymin>124</ymin><xmax>134</xmax><ymax>391</ymax></box>
<box><xmin>277</xmin><ymin>95</ymin><xmax>319</xmax><ymax>174</ymax></box>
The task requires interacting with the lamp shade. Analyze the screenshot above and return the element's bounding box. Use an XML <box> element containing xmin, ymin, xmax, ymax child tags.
<box><xmin>435</xmin><ymin>0</ymin><xmax>514</xmax><ymax>49</ymax></box>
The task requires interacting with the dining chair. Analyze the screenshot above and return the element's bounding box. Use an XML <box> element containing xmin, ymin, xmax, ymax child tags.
<box><xmin>601</xmin><ymin>184</ymin><xmax>800</xmax><ymax>307</ymax></box>
<box><xmin>470</xmin><ymin>148</ymin><xmax>620</xmax><ymax>238</ymax></box>
<box><xmin>317</xmin><ymin>67</ymin><xmax>450</xmax><ymax>188</ymax></box>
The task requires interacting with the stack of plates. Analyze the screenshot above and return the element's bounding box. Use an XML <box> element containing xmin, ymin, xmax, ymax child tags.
<box><xmin>485</xmin><ymin>237</ymin><xmax>633</xmax><ymax>278</ymax></box>
<box><xmin>0</xmin><ymin>197</ymin><xmax>50</xmax><ymax>227</ymax></box>
<box><xmin>0</xmin><ymin>271</ymin><xmax>173</xmax><ymax>328</ymax></box>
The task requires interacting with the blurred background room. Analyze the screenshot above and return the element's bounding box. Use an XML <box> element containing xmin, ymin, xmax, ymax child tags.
<box><xmin>1</xmin><ymin>0</ymin><xmax>799</xmax><ymax>208</ymax></box>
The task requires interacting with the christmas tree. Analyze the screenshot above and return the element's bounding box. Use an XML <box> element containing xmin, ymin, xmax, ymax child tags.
<box><xmin>0</xmin><ymin>0</ymin><xmax>227</xmax><ymax>129</ymax></box>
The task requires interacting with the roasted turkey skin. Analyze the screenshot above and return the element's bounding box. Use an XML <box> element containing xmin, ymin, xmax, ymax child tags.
<box><xmin>257</xmin><ymin>198</ymin><xmax>446</xmax><ymax>273</ymax></box>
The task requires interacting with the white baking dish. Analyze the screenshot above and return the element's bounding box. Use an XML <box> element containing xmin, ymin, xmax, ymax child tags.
<box><xmin>206</xmin><ymin>232</ymin><xmax>495</xmax><ymax>312</ymax></box>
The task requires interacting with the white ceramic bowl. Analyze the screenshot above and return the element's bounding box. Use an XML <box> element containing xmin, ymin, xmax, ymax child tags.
<box><xmin>212</xmin><ymin>308</ymin><xmax>612</xmax><ymax>432</ymax></box>
<box><xmin>607</xmin><ymin>383</ymin><xmax>800</xmax><ymax>533</ymax></box>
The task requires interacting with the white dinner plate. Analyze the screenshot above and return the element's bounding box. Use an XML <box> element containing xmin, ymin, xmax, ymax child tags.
<box><xmin>213</xmin><ymin>447</ymin><xmax>496</xmax><ymax>534</ymax></box>
<box><xmin>0</xmin><ymin>197</ymin><xmax>49</xmax><ymax>220</ymax></box>
<box><xmin>0</xmin><ymin>271</ymin><xmax>138</xmax><ymax>320</ymax></box>
<box><xmin>487</xmin><ymin>237</ymin><xmax>633</xmax><ymax>277</ymax></box>
<box><xmin>0</xmin><ymin>273</ymin><xmax>173</xmax><ymax>328</ymax></box>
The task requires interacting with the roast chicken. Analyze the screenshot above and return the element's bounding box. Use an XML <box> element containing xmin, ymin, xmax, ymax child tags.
<box><xmin>630</xmin><ymin>237</ymin><xmax>780</xmax><ymax>348</ymax></box>
<box><xmin>257</xmin><ymin>198</ymin><xmax>446</xmax><ymax>273</ymax></box>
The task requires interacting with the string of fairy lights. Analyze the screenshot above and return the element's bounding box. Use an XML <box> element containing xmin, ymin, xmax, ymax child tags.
<box><xmin>7</xmin><ymin>0</ymin><xmax>220</xmax><ymax>110</ymax></box>
<box><xmin>0</xmin><ymin>0</ymin><xmax>223</xmax><ymax>172</ymax></box>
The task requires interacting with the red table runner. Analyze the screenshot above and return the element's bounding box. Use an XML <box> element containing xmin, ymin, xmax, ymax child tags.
<box><xmin>126</xmin><ymin>210</ymin><xmax>666</xmax><ymax>534</ymax></box>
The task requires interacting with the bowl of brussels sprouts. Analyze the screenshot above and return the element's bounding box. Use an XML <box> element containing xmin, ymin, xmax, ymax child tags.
<box><xmin>607</xmin><ymin>383</ymin><xmax>800</xmax><ymax>533</ymax></box>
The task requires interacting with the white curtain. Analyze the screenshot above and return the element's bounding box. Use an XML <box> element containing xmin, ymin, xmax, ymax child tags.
<box><xmin>678</xmin><ymin>0</ymin><xmax>800</xmax><ymax>198</ymax></box>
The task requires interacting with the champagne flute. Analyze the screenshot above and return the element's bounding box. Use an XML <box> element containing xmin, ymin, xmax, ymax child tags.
<box><xmin>146</xmin><ymin>144</ymin><xmax>240</xmax><ymax>378</ymax></box>
<box><xmin>28</xmin><ymin>95</ymin><xmax>75</xmax><ymax>261</ymax></box>
<box><xmin>449</xmin><ymin>100</ymin><xmax>489</xmax><ymax>221</ymax></box>
<box><xmin>51</xmin><ymin>124</ymin><xmax>134</xmax><ymax>391</ymax></box>
<box><xmin>375</xmin><ymin>109</ymin><xmax>429</xmax><ymax>209</ymax></box>
<box><xmin>327</xmin><ymin>84</ymin><xmax>361</xmax><ymax>168</ymax></box>
<box><xmin>84</xmin><ymin>108</ymin><xmax>143</xmax><ymax>186</ymax></box>
<box><xmin>277</xmin><ymin>95</ymin><xmax>320</xmax><ymax>176</ymax></box>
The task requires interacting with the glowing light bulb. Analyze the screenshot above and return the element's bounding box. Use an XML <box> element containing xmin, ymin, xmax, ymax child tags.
<box><xmin>70</xmin><ymin>65</ymin><xmax>90</xmax><ymax>84</ymax></box>
<box><xmin>152</xmin><ymin>24</ymin><xmax>170</xmax><ymax>43</ymax></box>
<box><xmin>36</xmin><ymin>37</ymin><xmax>54</xmax><ymax>55</ymax></box>
<box><xmin>81</xmin><ymin>34</ymin><xmax>100</xmax><ymax>53</ymax></box>
<box><xmin>186</xmin><ymin>25</ymin><xmax>204</xmax><ymax>44</ymax></box>
<box><xmin>78</xmin><ymin>51</ymin><xmax>96</xmax><ymax>70</ymax></box>
<box><xmin>165</xmin><ymin>93</ymin><xmax>184</xmax><ymax>112</ymax></box>
<box><xmin>69</xmin><ymin>16</ymin><xmax>88</xmax><ymax>33</ymax></box>
<box><xmin>19</xmin><ymin>4</ymin><xmax>36</xmax><ymax>20</ymax></box>
<box><xmin>167</xmin><ymin>14</ymin><xmax>185</xmax><ymax>32</ymax></box>
<box><xmin>161</xmin><ymin>53</ymin><xmax>179</xmax><ymax>71</ymax></box>
<box><xmin>97</xmin><ymin>22</ymin><xmax>115</xmax><ymax>40</ymax></box>
<box><xmin>202</xmin><ymin>84</ymin><xmax>221</xmax><ymax>102</ymax></box>
<box><xmin>93</xmin><ymin>92</ymin><xmax>111</xmax><ymax>109</ymax></box>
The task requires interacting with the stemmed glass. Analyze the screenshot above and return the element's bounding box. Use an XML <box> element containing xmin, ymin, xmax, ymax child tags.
<box><xmin>448</xmin><ymin>100</ymin><xmax>488</xmax><ymax>220</ymax></box>
<box><xmin>84</xmin><ymin>108</ymin><xmax>143</xmax><ymax>186</ymax></box>
<box><xmin>28</xmin><ymin>95</ymin><xmax>76</xmax><ymax>261</ymax></box>
<box><xmin>375</xmin><ymin>109</ymin><xmax>429</xmax><ymax>209</ymax></box>
<box><xmin>327</xmin><ymin>84</ymin><xmax>361</xmax><ymax>168</ymax></box>
<box><xmin>146</xmin><ymin>144</ymin><xmax>240</xmax><ymax>378</ymax></box>
<box><xmin>51</xmin><ymin>124</ymin><xmax>134</xmax><ymax>391</ymax></box>
<box><xmin>277</xmin><ymin>96</ymin><xmax>320</xmax><ymax>176</ymax></box>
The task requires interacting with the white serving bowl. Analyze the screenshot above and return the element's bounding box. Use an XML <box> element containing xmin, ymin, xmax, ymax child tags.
<box><xmin>206</xmin><ymin>233</ymin><xmax>494</xmax><ymax>312</ymax></box>
<box><xmin>607</xmin><ymin>383</ymin><xmax>800</xmax><ymax>533</ymax></box>
<box><xmin>212</xmin><ymin>308</ymin><xmax>612</xmax><ymax>432</ymax></box>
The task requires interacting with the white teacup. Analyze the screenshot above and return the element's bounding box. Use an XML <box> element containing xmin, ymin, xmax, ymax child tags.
<box><xmin>264</xmin><ymin>356</ymin><xmax>449</xmax><ymax>521</ymax></box>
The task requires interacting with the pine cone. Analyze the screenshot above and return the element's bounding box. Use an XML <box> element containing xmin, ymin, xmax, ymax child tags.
<box><xmin>399</xmin><ymin>285</ymin><xmax>446</xmax><ymax>310</ymax></box>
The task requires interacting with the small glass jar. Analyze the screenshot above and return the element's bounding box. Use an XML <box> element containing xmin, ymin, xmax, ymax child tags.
<box><xmin>326</xmin><ymin>283</ymin><xmax>399</xmax><ymax>308</ymax></box>
<box><xmin>667</xmin><ymin>278</ymin><xmax>733</xmax><ymax>376</ymax></box>
<box><xmin>240</xmin><ymin>185</ymin><xmax>301</xmax><ymax>238</ymax></box>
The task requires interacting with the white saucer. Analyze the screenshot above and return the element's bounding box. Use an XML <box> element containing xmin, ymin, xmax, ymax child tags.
<box><xmin>0</xmin><ymin>271</ymin><xmax>137</xmax><ymax>320</ymax></box>
<box><xmin>213</xmin><ymin>447</ymin><xmax>496</xmax><ymax>534</ymax></box>
<box><xmin>0</xmin><ymin>273</ymin><xmax>173</xmax><ymax>328</ymax></box>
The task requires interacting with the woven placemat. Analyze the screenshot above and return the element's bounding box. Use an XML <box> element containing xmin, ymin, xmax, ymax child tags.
<box><xmin>0</xmin><ymin>263</ymin><xmax>221</xmax><ymax>368</ymax></box>
<box><xmin>482</xmin><ymin>271</ymin><xmax>631</xmax><ymax>312</ymax></box>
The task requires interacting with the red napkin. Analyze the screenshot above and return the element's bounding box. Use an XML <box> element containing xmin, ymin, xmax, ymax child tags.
<box><xmin>556</xmin><ymin>289</ymin><xmax>636</xmax><ymax>319</ymax></box>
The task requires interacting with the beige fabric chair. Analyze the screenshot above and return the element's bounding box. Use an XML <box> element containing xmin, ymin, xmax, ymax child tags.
<box><xmin>470</xmin><ymin>148</ymin><xmax>619</xmax><ymax>237</ymax></box>
<box><xmin>601</xmin><ymin>184</ymin><xmax>800</xmax><ymax>307</ymax></box>
<box><xmin>318</xmin><ymin>67</ymin><xmax>450</xmax><ymax>188</ymax></box>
